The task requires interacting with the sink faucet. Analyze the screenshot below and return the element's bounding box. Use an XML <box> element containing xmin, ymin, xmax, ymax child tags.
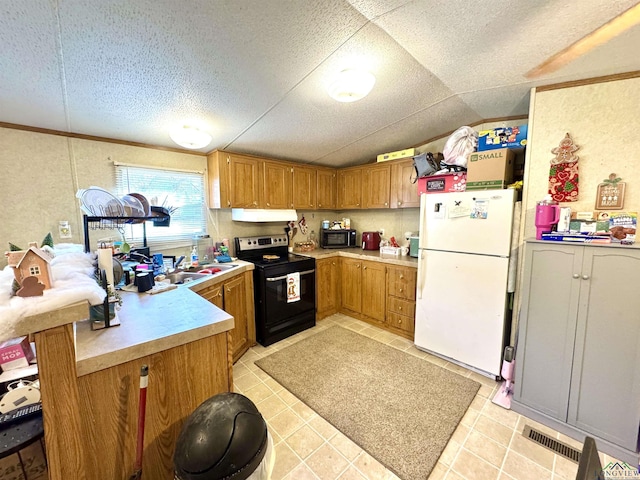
<box><xmin>174</xmin><ymin>255</ymin><xmax>186</xmax><ymax>270</ymax></box>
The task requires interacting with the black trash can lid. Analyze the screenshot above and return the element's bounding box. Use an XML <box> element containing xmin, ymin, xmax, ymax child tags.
<box><xmin>174</xmin><ymin>392</ymin><xmax>268</xmax><ymax>480</ymax></box>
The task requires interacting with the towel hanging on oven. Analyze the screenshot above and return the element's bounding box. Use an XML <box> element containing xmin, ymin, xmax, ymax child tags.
<box><xmin>286</xmin><ymin>272</ymin><xmax>300</xmax><ymax>303</ymax></box>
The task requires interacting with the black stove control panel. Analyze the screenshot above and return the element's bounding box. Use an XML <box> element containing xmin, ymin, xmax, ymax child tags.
<box><xmin>235</xmin><ymin>236</ymin><xmax>288</xmax><ymax>252</ymax></box>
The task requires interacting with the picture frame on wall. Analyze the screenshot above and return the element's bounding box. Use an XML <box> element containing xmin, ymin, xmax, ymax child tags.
<box><xmin>595</xmin><ymin>173</ymin><xmax>625</xmax><ymax>210</ymax></box>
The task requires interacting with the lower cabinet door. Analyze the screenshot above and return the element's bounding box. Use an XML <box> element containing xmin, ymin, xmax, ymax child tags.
<box><xmin>568</xmin><ymin>248</ymin><xmax>640</xmax><ymax>450</ymax></box>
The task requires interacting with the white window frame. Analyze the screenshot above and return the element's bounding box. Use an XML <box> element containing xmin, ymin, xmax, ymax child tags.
<box><xmin>115</xmin><ymin>163</ymin><xmax>206</xmax><ymax>251</ymax></box>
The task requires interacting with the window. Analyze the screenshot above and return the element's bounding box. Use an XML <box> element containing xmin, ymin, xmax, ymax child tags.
<box><xmin>30</xmin><ymin>265</ymin><xmax>41</xmax><ymax>275</ymax></box>
<box><xmin>115</xmin><ymin>164</ymin><xmax>206</xmax><ymax>250</ymax></box>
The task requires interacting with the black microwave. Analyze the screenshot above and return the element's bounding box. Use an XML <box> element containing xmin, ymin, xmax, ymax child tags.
<box><xmin>319</xmin><ymin>229</ymin><xmax>357</xmax><ymax>249</ymax></box>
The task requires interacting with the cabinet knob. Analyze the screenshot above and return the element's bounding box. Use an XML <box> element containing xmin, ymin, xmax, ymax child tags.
<box><xmin>398</xmin><ymin>319</ymin><xmax>402</xmax><ymax>325</ymax></box>
<box><xmin>356</xmin><ymin>203</ymin><xmax>360</xmax><ymax>206</ymax></box>
<box><xmin>363</xmin><ymin>266</ymin><xmax>367</xmax><ymax>270</ymax></box>
<box><xmin>253</xmin><ymin>201</ymin><xmax>257</xmax><ymax>206</ymax></box>
<box><xmin>399</xmin><ymin>288</ymin><xmax>403</xmax><ymax>293</ymax></box>
<box><xmin>266</xmin><ymin>202</ymin><xmax>270</xmax><ymax>207</ymax></box>
<box><xmin>331</xmin><ymin>262</ymin><xmax>336</xmax><ymax>266</ymax></box>
<box><xmin>398</xmin><ymin>201</ymin><xmax>402</xmax><ymax>206</ymax></box>
<box><xmin>398</xmin><ymin>306</ymin><xmax>402</xmax><ymax>310</ymax></box>
<box><xmin>572</xmin><ymin>273</ymin><xmax>580</xmax><ymax>279</ymax></box>
<box><xmin>384</xmin><ymin>202</ymin><xmax>388</xmax><ymax>206</ymax></box>
<box><xmin>318</xmin><ymin>204</ymin><xmax>322</xmax><ymax>207</ymax></box>
<box><xmin>582</xmin><ymin>275</ymin><xmax>590</xmax><ymax>280</ymax></box>
<box><xmin>400</xmin><ymin>274</ymin><xmax>404</xmax><ymax>279</ymax></box>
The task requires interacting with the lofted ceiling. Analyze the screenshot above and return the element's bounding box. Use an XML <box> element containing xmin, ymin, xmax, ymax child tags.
<box><xmin>1</xmin><ymin>1</ymin><xmax>639</xmax><ymax>167</ymax></box>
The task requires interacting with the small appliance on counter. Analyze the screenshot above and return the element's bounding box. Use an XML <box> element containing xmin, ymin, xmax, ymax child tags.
<box><xmin>535</xmin><ymin>196</ymin><xmax>560</xmax><ymax>239</ymax></box>
<box><xmin>362</xmin><ymin>231</ymin><xmax>381</xmax><ymax>250</ymax></box>
<box><xmin>409</xmin><ymin>236</ymin><xmax>420</xmax><ymax>257</ymax></box>
<box><xmin>319</xmin><ymin>229</ymin><xmax>357</xmax><ymax>248</ymax></box>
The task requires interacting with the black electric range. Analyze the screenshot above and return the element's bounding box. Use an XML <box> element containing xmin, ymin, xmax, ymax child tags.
<box><xmin>234</xmin><ymin>236</ymin><xmax>316</xmax><ymax>346</ymax></box>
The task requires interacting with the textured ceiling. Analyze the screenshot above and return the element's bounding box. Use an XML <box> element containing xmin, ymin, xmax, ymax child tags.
<box><xmin>1</xmin><ymin>0</ymin><xmax>638</xmax><ymax>167</ymax></box>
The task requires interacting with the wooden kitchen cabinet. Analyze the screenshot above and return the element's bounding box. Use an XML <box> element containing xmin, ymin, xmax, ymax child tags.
<box><xmin>340</xmin><ymin>258</ymin><xmax>385</xmax><ymax>324</ymax></box>
<box><xmin>198</xmin><ymin>271</ymin><xmax>255</xmax><ymax>363</ymax></box>
<box><xmin>292</xmin><ymin>164</ymin><xmax>317</xmax><ymax>209</ymax></box>
<box><xmin>390</xmin><ymin>159</ymin><xmax>420</xmax><ymax>208</ymax></box>
<box><xmin>262</xmin><ymin>160</ymin><xmax>293</xmax><ymax>209</ymax></box>
<box><xmin>386</xmin><ymin>265</ymin><xmax>417</xmax><ymax>338</ymax></box>
<box><xmin>207</xmin><ymin>150</ymin><xmax>260</xmax><ymax>208</ymax></box>
<box><xmin>337</xmin><ymin>167</ymin><xmax>362</xmax><ymax>209</ymax></box>
<box><xmin>316</xmin><ymin>167</ymin><xmax>337</xmax><ymax>209</ymax></box>
<box><xmin>316</xmin><ymin>257</ymin><xmax>340</xmax><ymax>320</ymax></box>
<box><xmin>340</xmin><ymin>257</ymin><xmax>362</xmax><ymax>313</ymax></box>
<box><xmin>361</xmin><ymin>261</ymin><xmax>386</xmax><ymax>322</ymax></box>
<box><xmin>513</xmin><ymin>242</ymin><xmax>640</xmax><ymax>461</ymax></box>
<box><xmin>362</xmin><ymin>163</ymin><xmax>391</xmax><ymax>209</ymax></box>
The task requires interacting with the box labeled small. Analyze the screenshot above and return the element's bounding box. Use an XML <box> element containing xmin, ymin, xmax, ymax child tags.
<box><xmin>0</xmin><ymin>336</ymin><xmax>35</xmax><ymax>372</ymax></box>
<box><xmin>466</xmin><ymin>148</ymin><xmax>514</xmax><ymax>191</ymax></box>
<box><xmin>477</xmin><ymin>125</ymin><xmax>528</xmax><ymax>151</ymax></box>
<box><xmin>417</xmin><ymin>173</ymin><xmax>466</xmax><ymax>194</ymax></box>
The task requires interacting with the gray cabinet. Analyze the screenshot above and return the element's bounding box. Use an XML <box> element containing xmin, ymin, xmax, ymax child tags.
<box><xmin>514</xmin><ymin>241</ymin><xmax>640</xmax><ymax>454</ymax></box>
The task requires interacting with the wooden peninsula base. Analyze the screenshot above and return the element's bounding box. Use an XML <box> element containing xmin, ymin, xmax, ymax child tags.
<box><xmin>18</xmin><ymin>286</ymin><xmax>235</xmax><ymax>480</ymax></box>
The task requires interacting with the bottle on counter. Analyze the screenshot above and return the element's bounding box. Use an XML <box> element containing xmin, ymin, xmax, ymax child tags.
<box><xmin>190</xmin><ymin>246</ymin><xmax>199</xmax><ymax>267</ymax></box>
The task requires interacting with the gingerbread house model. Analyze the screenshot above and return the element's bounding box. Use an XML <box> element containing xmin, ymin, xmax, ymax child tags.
<box><xmin>5</xmin><ymin>242</ymin><xmax>53</xmax><ymax>291</ymax></box>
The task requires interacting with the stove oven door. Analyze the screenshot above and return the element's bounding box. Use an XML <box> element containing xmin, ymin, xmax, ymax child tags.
<box><xmin>256</xmin><ymin>266</ymin><xmax>316</xmax><ymax>345</ymax></box>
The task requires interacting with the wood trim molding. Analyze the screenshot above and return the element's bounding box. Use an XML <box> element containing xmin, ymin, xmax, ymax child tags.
<box><xmin>0</xmin><ymin>121</ymin><xmax>206</xmax><ymax>156</ymax></box>
<box><xmin>534</xmin><ymin>70</ymin><xmax>640</xmax><ymax>92</ymax></box>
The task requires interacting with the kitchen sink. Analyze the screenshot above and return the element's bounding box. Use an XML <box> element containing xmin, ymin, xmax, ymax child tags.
<box><xmin>165</xmin><ymin>271</ymin><xmax>212</xmax><ymax>285</ymax></box>
<box><xmin>166</xmin><ymin>264</ymin><xmax>241</xmax><ymax>285</ymax></box>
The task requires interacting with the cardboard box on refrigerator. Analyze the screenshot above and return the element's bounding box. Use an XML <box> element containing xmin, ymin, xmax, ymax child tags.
<box><xmin>417</xmin><ymin>172</ymin><xmax>466</xmax><ymax>194</ymax></box>
<box><xmin>465</xmin><ymin>148</ymin><xmax>514</xmax><ymax>190</ymax></box>
<box><xmin>477</xmin><ymin>124</ymin><xmax>528</xmax><ymax>151</ymax></box>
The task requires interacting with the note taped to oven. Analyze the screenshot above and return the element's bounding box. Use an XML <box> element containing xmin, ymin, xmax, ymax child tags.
<box><xmin>287</xmin><ymin>272</ymin><xmax>300</xmax><ymax>303</ymax></box>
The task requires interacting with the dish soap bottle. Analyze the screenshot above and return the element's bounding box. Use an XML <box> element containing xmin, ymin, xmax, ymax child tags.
<box><xmin>190</xmin><ymin>246</ymin><xmax>199</xmax><ymax>268</ymax></box>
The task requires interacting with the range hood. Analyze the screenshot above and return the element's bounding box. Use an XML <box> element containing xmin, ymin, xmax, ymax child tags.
<box><xmin>231</xmin><ymin>209</ymin><xmax>298</xmax><ymax>222</ymax></box>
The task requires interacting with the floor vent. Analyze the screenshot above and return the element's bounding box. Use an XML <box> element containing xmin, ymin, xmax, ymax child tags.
<box><xmin>522</xmin><ymin>425</ymin><xmax>582</xmax><ymax>463</ymax></box>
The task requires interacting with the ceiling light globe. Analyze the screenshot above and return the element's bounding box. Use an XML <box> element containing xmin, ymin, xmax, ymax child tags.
<box><xmin>327</xmin><ymin>69</ymin><xmax>376</xmax><ymax>103</ymax></box>
<box><xmin>169</xmin><ymin>125</ymin><xmax>212</xmax><ymax>149</ymax></box>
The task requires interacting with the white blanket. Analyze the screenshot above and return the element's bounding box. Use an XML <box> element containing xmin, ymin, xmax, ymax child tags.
<box><xmin>0</xmin><ymin>244</ymin><xmax>106</xmax><ymax>342</ymax></box>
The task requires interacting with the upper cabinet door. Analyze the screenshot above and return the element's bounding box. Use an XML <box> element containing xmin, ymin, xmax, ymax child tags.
<box><xmin>262</xmin><ymin>161</ymin><xmax>293</xmax><ymax>209</ymax></box>
<box><xmin>292</xmin><ymin>165</ymin><xmax>317</xmax><ymax>209</ymax></box>
<box><xmin>316</xmin><ymin>168</ymin><xmax>337</xmax><ymax>210</ymax></box>
<box><xmin>362</xmin><ymin>163</ymin><xmax>390</xmax><ymax>209</ymax></box>
<box><xmin>207</xmin><ymin>151</ymin><xmax>260</xmax><ymax>208</ymax></box>
<box><xmin>337</xmin><ymin>168</ymin><xmax>362</xmax><ymax>209</ymax></box>
<box><xmin>391</xmin><ymin>159</ymin><xmax>420</xmax><ymax>208</ymax></box>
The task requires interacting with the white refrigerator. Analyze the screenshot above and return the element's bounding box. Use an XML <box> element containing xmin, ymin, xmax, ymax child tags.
<box><xmin>414</xmin><ymin>188</ymin><xmax>517</xmax><ymax>378</ymax></box>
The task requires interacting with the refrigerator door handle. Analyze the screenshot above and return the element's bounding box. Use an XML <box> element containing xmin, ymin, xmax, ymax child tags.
<box><xmin>417</xmin><ymin>250</ymin><xmax>426</xmax><ymax>300</ymax></box>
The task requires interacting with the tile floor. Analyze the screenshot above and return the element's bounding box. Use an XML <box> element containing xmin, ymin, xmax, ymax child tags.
<box><xmin>233</xmin><ymin>314</ymin><xmax>622</xmax><ymax>480</ymax></box>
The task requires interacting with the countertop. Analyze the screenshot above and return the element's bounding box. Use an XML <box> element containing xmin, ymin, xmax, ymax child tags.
<box><xmin>295</xmin><ymin>247</ymin><xmax>419</xmax><ymax>268</ymax></box>
<box><xmin>75</xmin><ymin>260</ymin><xmax>255</xmax><ymax>376</ymax></box>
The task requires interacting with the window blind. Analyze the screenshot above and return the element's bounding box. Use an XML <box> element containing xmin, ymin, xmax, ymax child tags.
<box><xmin>115</xmin><ymin>164</ymin><xmax>206</xmax><ymax>250</ymax></box>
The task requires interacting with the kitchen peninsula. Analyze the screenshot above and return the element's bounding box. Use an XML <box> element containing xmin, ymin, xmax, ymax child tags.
<box><xmin>14</xmin><ymin>281</ymin><xmax>238</xmax><ymax>480</ymax></box>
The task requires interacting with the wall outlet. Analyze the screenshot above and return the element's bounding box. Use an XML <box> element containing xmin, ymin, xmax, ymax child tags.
<box><xmin>379</xmin><ymin>228</ymin><xmax>385</xmax><ymax>236</ymax></box>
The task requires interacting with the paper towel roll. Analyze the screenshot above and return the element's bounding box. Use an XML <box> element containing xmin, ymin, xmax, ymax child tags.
<box><xmin>97</xmin><ymin>248</ymin><xmax>114</xmax><ymax>289</ymax></box>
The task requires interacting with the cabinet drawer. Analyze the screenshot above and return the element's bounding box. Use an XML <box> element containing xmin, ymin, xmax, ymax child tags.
<box><xmin>387</xmin><ymin>297</ymin><xmax>415</xmax><ymax>318</ymax></box>
<box><xmin>387</xmin><ymin>268</ymin><xmax>416</xmax><ymax>300</ymax></box>
<box><xmin>387</xmin><ymin>312</ymin><xmax>415</xmax><ymax>334</ymax></box>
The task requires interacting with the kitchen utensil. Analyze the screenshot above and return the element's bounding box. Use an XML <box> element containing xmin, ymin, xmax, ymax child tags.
<box><xmin>128</xmin><ymin>193</ymin><xmax>151</xmax><ymax>216</ymax></box>
<box><xmin>121</xmin><ymin>194</ymin><xmax>146</xmax><ymax>217</ymax></box>
<box><xmin>77</xmin><ymin>186</ymin><xmax>125</xmax><ymax>216</ymax></box>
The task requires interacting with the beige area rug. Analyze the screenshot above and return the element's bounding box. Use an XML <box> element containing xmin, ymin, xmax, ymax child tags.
<box><xmin>255</xmin><ymin>326</ymin><xmax>480</xmax><ymax>480</ymax></box>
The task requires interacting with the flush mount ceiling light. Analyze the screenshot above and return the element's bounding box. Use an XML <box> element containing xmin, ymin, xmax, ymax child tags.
<box><xmin>169</xmin><ymin>125</ymin><xmax>212</xmax><ymax>149</ymax></box>
<box><xmin>327</xmin><ymin>68</ymin><xmax>376</xmax><ymax>103</ymax></box>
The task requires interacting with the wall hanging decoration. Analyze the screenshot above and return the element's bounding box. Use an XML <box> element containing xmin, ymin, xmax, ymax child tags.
<box><xmin>548</xmin><ymin>133</ymin><xmax>579</xmax><ymax>202</ymax></box>
<box><xmin>595</xmin><ymin>173</ymin><xmax>625</xmax><ymax>210</ymax></box>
